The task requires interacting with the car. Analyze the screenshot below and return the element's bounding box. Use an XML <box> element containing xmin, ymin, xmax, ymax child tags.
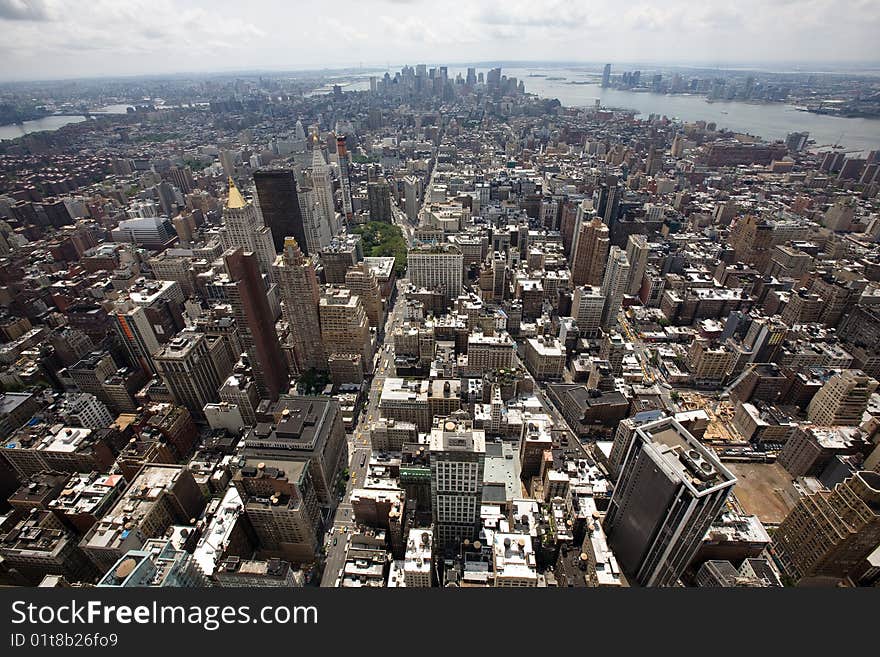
<box><xmin>333</xmin><ymin>537</ymin><xmax>338</xmax><ymax>546</ymax></box>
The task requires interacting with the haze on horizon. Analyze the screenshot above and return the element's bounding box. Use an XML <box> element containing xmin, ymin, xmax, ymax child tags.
<box><xmin>0</xmin><ymin>0</ymin><xmax>879</xmax><ymax>82</ymax></box>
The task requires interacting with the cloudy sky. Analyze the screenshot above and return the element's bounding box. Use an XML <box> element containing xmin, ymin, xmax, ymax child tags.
<box><xmin>0</xmin><ymin>0</ymin><xmax>878</xmax><ymax>81</ymax></box>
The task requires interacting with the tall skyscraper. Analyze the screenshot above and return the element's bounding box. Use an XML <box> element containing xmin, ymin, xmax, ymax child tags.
<box><xmin>112</xmin><ymin>302</ymin><xmax>162</xmax><ymax>374</ymax></box>
<box><xmin>335</xmin><ymin>134</ymin><xmax>354</xmax><ymax>222</ymax></box>
<box><xmin>429</xmin><ymin>417</ymin><xmax>486</xmax><ymax>550</ymax></box>
<box><xmin>274</xmin><ymin>238</ymin><xmax>327</xmax><ymax>374</ymax></box>
<box><xmin>772</xmin><ymin>471</ymin><xmax>880</xmax><ymax>584</ymax></box>
<box><xmin>572</xmin><ymin>285</ymin><xmax>605</xmax><ymax>337</ymax></box>
<box><xmin>253</xmin><ymin>168</ymin><xmax>307</xmax><ymax>254</ymax></box>
<box><xmin>367</xmin><ymin>179</ymin><xmax>393</xmax><ymax>222</ymax></box>
<box><xmin>309</xmin><ymin>147</ymin><xmax>340</xmax><ymax>239</ymax></box>
<box><xmin>625</xmin><ymin>234</ymin><xmax>649</xmax><ymax>295</ymax></box>
<box><xmin>404</xmin><ymin>176</ymin><xmax>421</xmax><ymax>222</ymax></box>
<box><xmin>601</xmin><ymin>246</ymin><xmax>630</xmax><ymax>329</ymax></box>
<box><xmin>602</xmin><ymin>63</ymin><xmax>612</xmax><ymax>88</ymax></box>
<box><xmin>603</xmin><ymin>416</ymin><xmax>736</xmax><ymax>586</ymax></box>
<box><xmin>571</xmin><ymin>215</ymin><xmax>610</xmax><ymax>287</ymax></box>
<box><xmin>221</xmin><ymin>178</ymin><xmax>276</xmax><ymax>275</ymax></box>
<box><xmin>223</xmin><ymin>248</ymin><xmax>288</xmax><ymax>401</ymax></box>
<box><xmin>296</xmin><ymin>184</ymin><xmax>332</xmax><ymax>256</ymax></box>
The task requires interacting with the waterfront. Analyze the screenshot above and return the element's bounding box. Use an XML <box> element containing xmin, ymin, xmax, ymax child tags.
<box><xmin>0</xmin><ymin>114</ymin><xmax>86</xmax><ymax>141</ymax></box>
<box><xmin>354</xmin><ymin>65</ymin><xmax>879</xmax><ymax>154</ymax></box>
<box><xmin>507</xmin><ymin>67</ymin><xmax>880</xmax><ymax>154</ymax></box>
<box><xmin>3</xmin><ymin>67</ymin><xmax>878</xmax><ymax>153</ymax></box>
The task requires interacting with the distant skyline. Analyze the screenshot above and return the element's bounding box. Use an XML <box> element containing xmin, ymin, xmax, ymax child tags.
<box><xmin>1</xmin><ymin>0</ymin><xmax>879</xmax><ymax>82</ymax></box>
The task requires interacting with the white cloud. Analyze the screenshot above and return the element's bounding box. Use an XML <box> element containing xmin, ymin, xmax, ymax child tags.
<box><xmin>0</xmin><ymin>0</ymin><xmax>876</xmax><ymax>80</ymax></box>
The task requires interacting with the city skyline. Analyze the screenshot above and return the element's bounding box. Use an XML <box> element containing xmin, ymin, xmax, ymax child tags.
<box><xmin>0</xmin><ymin>0</ymin><xmax>879</xmax><ymax>81</ymax></box>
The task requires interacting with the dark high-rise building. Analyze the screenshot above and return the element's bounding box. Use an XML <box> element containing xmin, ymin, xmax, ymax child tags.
<box><xmin>604</xmin><ymin>417</ymin><xmax>736</xmax><ymax>586</ymax></box>
<box><xmin>602</xmin><ymin>63</ymin><xmax>612</xmax><ymax>88</ymax></box>
<box><xmin>254</xmin><ymin>168</ymin><xmax>307</xmax><ymax>254</ymax></box>
<box><xmin>367</xmin><ymin>179</ymin><xmax>392</xmax><ymax>222</ymax></box>
<box><xmin>223</xmin><ymin>248</ymin><xmax>288</xmax><ymax>401</ymax></box>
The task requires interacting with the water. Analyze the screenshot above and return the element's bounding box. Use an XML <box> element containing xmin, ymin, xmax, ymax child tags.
<box><xmin>0</xmin><ymin>114</ymin><xmax>86</xmax><ymax>141</ymax></box>
<box><xmin>357</xmin><ymin>65</ymin><xmax>880</xmax><ymax>154</ymax></box>
<box><xmin>0</xmin><ymin>103</ymin><xmax>132</xmax><ymax>141</ymax></box>
<box><xmin>4</xmin><ymin>69</ymin><xmax>878</xmax><ymax>152</ymax></box>
<box><xmin>502</xmin><ymin>66</ymin><xmax>880</xmax><ymax>154</ymax></box>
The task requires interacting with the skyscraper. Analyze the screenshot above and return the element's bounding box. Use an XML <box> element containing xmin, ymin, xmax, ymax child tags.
<box><xmin>601</xmin><ymin>246</ymin><xmax>630</xmax><ymax>329</ymax></box>
<box><xmin>221</xmin><ymin>178</ymin><xmax>276</xmax><ymax>275</ymax></box>
<box><xmin>274</xmin><ymin>238</ymin><xmax>327</xmax><ymax>374</ymax></box>
<box><xmin>625</xmin><ymin>234</ymin><xmax>649</xmax><ymax>295</ymax></box>
<box><xmin>319</xmin><ymin>287</ymin><xmax>373</xmax><ymax>381</ymax></box>
<box><xmin>603</xmin><ymin>416</ymin><xmax>736</xmax><ymax>586</ymax></box>
<box><xmin>253</xmin><ymin>168</ymin><xmax>307</xmax><ymax>254</ymax></box>
<box><xmin>309</xmin><ymin>147</ymin><xmax>340</xmax><ymax>239</ymax></box>
<box><xmin>335</xmin><ymin>134</ymin><xmax>354</xmax><ymax>222</ymax></box>
<box><xmin>772</xmin><ymin>471</ymin><xmax>880</xmax><ymax>584</ymax></box>
<box><xmin>571</xmin><ymin>214</ymin><xmax>610</xmax><ymax>287</ymax></box>
<box><xmin>153</xmin><ymin>333</ymin><xmax>223</xmax><ymax>419</ymax></box>
<box><xmin>223</xmin><ymin>248</ymin><xmax>288</xmax><ymax>401</ymax></box>
<box><xmin>429</xmin><ymin>417</ymin><xmax>486</xmax><ymax>550</ymax></box>
<box><xmin>367</xmin><ymin>179</ymin><xmax>393</xmax><ymax>222</ymax></box>
<box><xmin>602</xmin><ymin>63</ymin><xmax>612</xmax><ymax>88</ymax></box>
<box><xmin>404</xmin><ymin>176</ymin><xmax>421</xmax><ymax>222</ymax></box>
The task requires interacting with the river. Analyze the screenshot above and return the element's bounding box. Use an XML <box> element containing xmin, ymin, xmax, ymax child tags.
<box><xmin>0</xmin><ymin>103</ymin><xmax>133</xmax><ymax>142</ymax></box>
<box><xmin>0</xmin><ymin>115</ymin><xmax>87</xmax><ymax>141</ymax></box>
<box><xmin>4</xmin><ymin>68</ymin><xmax>878</xmax><ymax>152</ymax></box>
<box><xmin>350</xmin><ymin>65</ymin><xmax>880</xmax><ymax>154</ymax></box>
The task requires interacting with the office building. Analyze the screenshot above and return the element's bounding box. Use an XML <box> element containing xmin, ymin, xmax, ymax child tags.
<box><xmin>571</xmin><ymin>213</ymin><xmax>610</xmax><ymax>287</ymax></box>
<box><xmin>97</xmin><ymin>538</ymin><xmax>208</xmax><ymax>587</ymax></box>
<box><xmin>601</xmin><ymin>246</ymin><xmax>630</xmax><ymax>329</ymax></box>
<box><xmin>572</xmin><ymin>285</ymin><xmax>605</xmax><ymax>337</ymax></box>
<box><xmin>319</xmin><ymin>234</ymin><xmax>363</xmax><ymax>284</ymax></box>
<box><xmin>466</xmin><ymin>330</ymin><xmax>515</xmax><ymax>376</ymax></box>
<box><xmin>274</xmin><ymin>237</ymin><xmax>328</xmax><ymax>374</ymax></box>
<box><xmin>367</xmin><ymin>179</ymin><xmax>393</xmax><ymax>222</ymax></box>
<box><xmin>603</xmin><ymin>417</ymin><xmax>736</xmax><ymax>586</ymax></box>
<box><xmin>0</xmin><ymin>510</ymin><xmax>99</xmax><ymax>585</ymax></box>
<box><xmin>221</xmin><ymin>178</ymin><xmax>276</xmax><ymax>275</ymax></box>
<box><xmin>253</xmin><ymin>168</ymin><xmax>307</xmax><ymax>254</ymax></box>
<box><xmin>403</xmin><ymin>528</ymin><xmax>433</xmax><ymax>587</ymax></box>
<box><xmin>319</xmin><ymin>287</ymin><xmax>373</xmax><ymax>381</ymax></box>
<box><xmin>345</xmin><ymin>263</ymin><xmax>384</xmax><ymax>327</ymax></box>
<box><xmin>223</xmin><ymin>248</ymin><xmax>289</xmax><ymax>401</ymax></box>
<box><xmin>602</xmin><ymin>63</ymin><xmax>612</xmax><ymax>88</ymax></box>
<box><xmin>524</xmin><ymin>336</ymin><xmax>565</xmax><ymax>381</ymax></box>
<box><xmin>309</xmin><ymin>147</ymin><xmax>340</xmax><ymax>242</ymax></box>
<box><xmin>408</xmin><ymin>244</ymin><xmax>463</xmax><ymax>302</ymax></box>
<box><xmin>807</xmin><ymin>369</ymin><xmax>878</xmax><ymax>426</ymax></box>
<box><xmin>111</xmin><ymin>216</ymin><xmax>176</xmax><ymax>250</ymax></box>
<box><xmin>154</xmin><ymin>333</ymin><xmax>223</xmax><ymax>419</ymax></box>
<box><xmin>404</xmin><ymin>176</ymin><xmax>421</xmax><ymax>221</ymax></box>
<box><xmin>429</xmin><ymin>417</ymin><xmax>486</xmax><ymax>550</ymax></box>
<box><xmin>772</xmin><ymin>471</ymin><xmax>880</xmax><ymax>584</ymax></box>
<box><xmin>232</xmin><ymin>458</ymin><xmax>321</xmax><ymax>564</ymax></box>
<box><xmin>625</xmin><ymin>234</ymin><xmax>649</xmax><ymax>295</ymax></box>
<box><xmin>244</xmin><ymin>395</ymin><xmax>347</xmax><ymax>507</ymax></box>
